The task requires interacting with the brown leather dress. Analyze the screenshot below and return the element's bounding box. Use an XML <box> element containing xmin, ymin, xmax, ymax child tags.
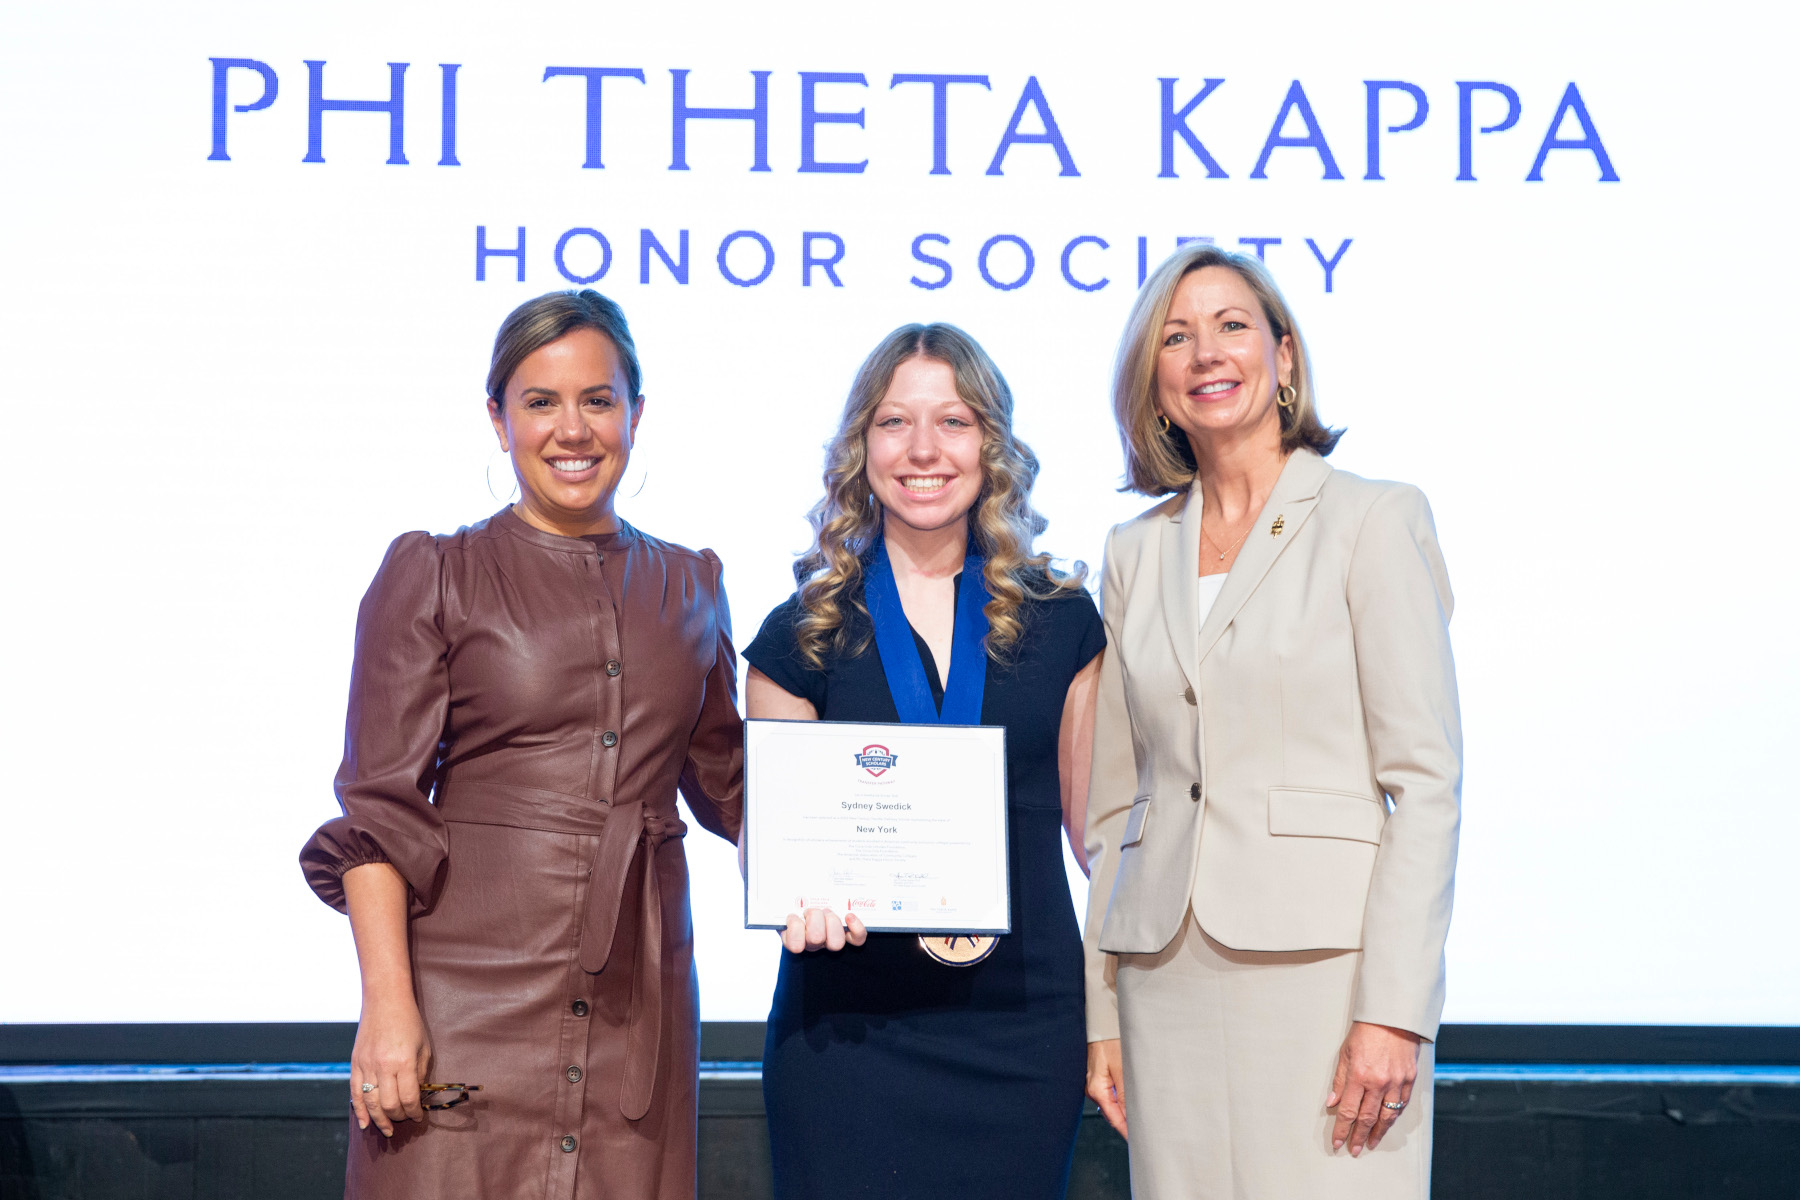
<box><xmin>300</xmin><ymin>506</ymin><xmax>742</xmax><ymax>1200</ymax></box>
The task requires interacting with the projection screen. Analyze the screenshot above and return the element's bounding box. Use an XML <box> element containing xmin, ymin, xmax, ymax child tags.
<box><xmin>2</xmin><ymin>0</ymin><xmax>1794</xmax><ymax>1026</ymax></box>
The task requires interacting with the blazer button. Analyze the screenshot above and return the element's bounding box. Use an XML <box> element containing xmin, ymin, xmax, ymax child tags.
<box><xmin>1183</xmin><ymin>686</ymin><xmax>1196</xmax><ymax>705</ymax></box>
<box><xmin>566</xmin><ymin>1065</ymin><xmax>583</xmax><ymax>1084</ymax></box>
<box><xmin>560</xmin><ymin>1135</ymin><xmax>578</xmax><ymax>1153</ymax></box>
<box><xmin>601</xmin><ymin>730</ymin><xmax>618</xmax><ymax>748</ymax></box>
<box><xmin>605</xmin><ymin>659</ymin><xmax>621</xmax><ymax>677</ymax></box>
<box><xmin>570</xmin><ymin>1000</ymin><xmax>589</xmax><ymax>1017</ymax></box>
<box><xmin>1189</xmin><ymin>782</ymin><xmax>1201</xmax><ymax>801</ymax></box>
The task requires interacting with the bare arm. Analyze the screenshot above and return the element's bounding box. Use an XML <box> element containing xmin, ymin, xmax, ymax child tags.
<box><xmin>1082</xmin><ymin>531</ymin><xmax>1135</xmax><ymax>1045</ymax></box>
<box><xmin>343</xmin><ymin>861</ymin><xmax>430</xmax><ymax>1136</ymax></box>
<box><xmin>1329</xmin><ymin>1021</ymin><xmax>1422</xmax><ymax>1155</ymax></box>
<box><xmin>1082</xmin><ymin>533</ymin><xmax>1132</xmax><ymax>1138</ymax></box>
<box><xmin>1058</xmin><ymin>652</ymin><xmax>1103</xmax><ymax>873</ymax></box>
<box><xmin>1087</xmin><ymin>1037</ymin><xmax>1128</xmax><ymax>1139</ymax></box>
<box><xmin>744</xmin><ymin>668</ymin><xmax>866</xmax><ymax>952</ymax></box>
<box><xmin>739</xmin><ymin>667</ymin><xmax>812</xmax><ymax>879</ymax></box>
<box><xmin>746</xmin><ymin>666</ymin><xmax>818</xmax><ymax>721</ymax></box>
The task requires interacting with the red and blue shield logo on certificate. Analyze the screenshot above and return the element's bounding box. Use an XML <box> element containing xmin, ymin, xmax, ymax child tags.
<box><xmin>852</xmin><ymin>744</ymin><xmax>898</xmax><ymax>778</ymax></box>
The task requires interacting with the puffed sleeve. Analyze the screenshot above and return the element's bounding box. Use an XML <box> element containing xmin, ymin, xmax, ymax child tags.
<box><xmin>678</xmin><ymin>549</ymin><xmax>744</xmax><ymax>843</ymax></box>
<box><xmin>299</xmin><ymin>532</ymin><xmax>452</xmax><ymax>916</ymax></box>
<box><xmin>1346</xmin><ymin>485</ymin><xmax>1462</xmax><ymax>1041</ymax></box>
<box><xmin>1082</xmin><ymin>527</ymin><xmax>1134</xmax><ymax>1042</ymax></box>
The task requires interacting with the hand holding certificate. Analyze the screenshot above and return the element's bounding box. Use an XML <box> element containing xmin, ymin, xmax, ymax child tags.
<box><xmin>743</xmin><ymin>718</ymin><xmax>1010</xmax><ymax>935</ymax></box>
<box><xmin>744</xmin><ymin>537</ymin><xmax>1012</xmax><ymax>957</ymax></box>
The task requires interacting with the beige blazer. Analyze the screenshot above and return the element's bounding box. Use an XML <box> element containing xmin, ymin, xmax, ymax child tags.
<box><xmin>1083</xmin><ymin>448</ymin><xmax>1461</xmax><ymax>1043</ymax></box>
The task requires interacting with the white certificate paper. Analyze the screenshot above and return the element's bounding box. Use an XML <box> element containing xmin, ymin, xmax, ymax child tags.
<box><xmin>743</xmin><ymin>718</ymin><xmax>1010</xmax><ymax>935</ymax></box>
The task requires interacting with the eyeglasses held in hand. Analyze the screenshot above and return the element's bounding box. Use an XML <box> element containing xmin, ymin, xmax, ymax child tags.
<box><xmin>420</xmin><ymin>1083</ymin><xmax>482</xmax><ymax>1110</ymax></box>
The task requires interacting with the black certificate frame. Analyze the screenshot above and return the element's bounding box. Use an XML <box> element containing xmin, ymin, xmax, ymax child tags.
<box><xmin>741</xmin><ymin>716</ymin><xmax>1012</xmax><ymax>937</ymax></box>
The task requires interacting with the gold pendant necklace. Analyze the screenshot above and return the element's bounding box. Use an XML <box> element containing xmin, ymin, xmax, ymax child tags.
<box><xmin>1202</xmin><ymin>523</ymin><xmax>1250</xmax><ymax>562</ymax></box>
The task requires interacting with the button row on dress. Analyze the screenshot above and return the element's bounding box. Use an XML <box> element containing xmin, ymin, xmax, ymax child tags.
<box><xmin>601</xmin><ymin>730</ymin><xmax>618</xmax><ymax>747</ymax></box>
<box><xmin>1189</xmin><ymin>782</ymin><xmax>1201</xmax><ymax>801</ymax></box>
<box><xmin>605</xmin><ymin>659</ymin><xmax>621</xmax><ymax>676</ymax></box>
<box><xmin>560</xmin><ymin>1135</ymin><xmax>577</xmax><ymax>1153</ymax></box>
<box><xmin>566</xmin><ymin>1064</ymin><xmax>583</xmax><ymax>1084</ymax></box>
<box><xmin>571</xmin><ymin>999</ymin><xmax>589</xmax><ymax>1017</ymax></box>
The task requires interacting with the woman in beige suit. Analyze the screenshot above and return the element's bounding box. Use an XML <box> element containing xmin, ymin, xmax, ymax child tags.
<box><xmin>1081</xmin><ymin>243</ymin><xmax>1461</xmax><ymax>1198</ymax></box>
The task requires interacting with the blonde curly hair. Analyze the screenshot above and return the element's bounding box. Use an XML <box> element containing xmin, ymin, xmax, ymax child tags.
<box><xmin>792</xmin><ymin>323</ymin><xmax>1085</xmax><ymax>670</ymax></box>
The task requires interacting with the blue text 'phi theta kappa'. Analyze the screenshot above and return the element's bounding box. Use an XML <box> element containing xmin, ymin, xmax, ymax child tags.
<box><xmin>208</xmin><ymin>61</ymin><xmax>1620</xmax><ymax>183</ymax></box>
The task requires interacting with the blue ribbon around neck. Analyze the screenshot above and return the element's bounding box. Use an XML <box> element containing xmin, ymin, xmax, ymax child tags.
<box><xmin>863</xmin><ymin>539</ymin><xmax>991</xmax><ymax>726</ymax></box>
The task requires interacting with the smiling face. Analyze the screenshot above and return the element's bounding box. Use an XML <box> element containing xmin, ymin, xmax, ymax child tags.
<box><xmin>1155</xmin><ymin>265</ymin><xmax>1294</xmax><ymax>457</ymax></box>
<box><xmin>864</xmin><ymin>356</ymin><xmax>985</xmax><ymax>537</ymax></box>
<box><xmin>487</xmin><ymin>327</ymin><xmax>642</xmax><ymax>536</ymax></box>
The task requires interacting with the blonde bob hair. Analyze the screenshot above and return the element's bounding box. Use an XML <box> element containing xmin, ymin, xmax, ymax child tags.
<box><xmin>1113</xmin><ymin>244</ymin><xmax>1342</xmax><ymax>496</ymax></box>
<box><xmin>791</xmin><ymin>323</ymin><xmax>1085</xmax><ymax>670</ymax></box>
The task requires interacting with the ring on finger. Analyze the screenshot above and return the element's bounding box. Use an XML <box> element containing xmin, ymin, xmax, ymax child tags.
<box><xmin>1382</xmin><ymin>1099</ymin><xmax>1406</xmax><ymax>1111</ymax></box>
<box><xmin>361</xmin><ymin>1082</ymin><xmax>377</xmax><ymax>1093</ymax></box>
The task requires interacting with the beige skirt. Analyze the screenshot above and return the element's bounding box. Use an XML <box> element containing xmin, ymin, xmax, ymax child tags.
<box><xmin>1116</xmin><ymin>910</ymin><xmax>1432</xmax><ymax>1199</ymax></box>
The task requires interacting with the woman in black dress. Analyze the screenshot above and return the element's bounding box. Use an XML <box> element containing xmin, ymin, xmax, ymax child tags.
<box><xmin>744</xmin><ymin>323</ymin><xmax>1105</xmax><ymax>1200</ymax></box>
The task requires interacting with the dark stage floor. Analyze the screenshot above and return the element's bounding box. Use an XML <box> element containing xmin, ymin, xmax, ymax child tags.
<box><xmin>3</xmin><ymin>1025</ymin><xmax>1797</xmax><ymax>1199</ymax></box>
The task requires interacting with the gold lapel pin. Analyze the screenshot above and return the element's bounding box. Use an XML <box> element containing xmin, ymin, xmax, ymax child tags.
<box><xmin>1270</xmin><ymin>515</ymin><xmax>1285</xmax><ymax>536</ymax></box>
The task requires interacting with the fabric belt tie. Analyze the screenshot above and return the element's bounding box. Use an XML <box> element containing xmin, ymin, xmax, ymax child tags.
<box><xmin>436</xmin><ymin>781</ymin><xmax>689</xmax><ymax>1120</ymax></box>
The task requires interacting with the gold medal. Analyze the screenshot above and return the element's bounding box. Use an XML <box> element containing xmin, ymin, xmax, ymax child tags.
<box><xmin>918</xmin><ymin>934</ymin><xmax>998</xmax><ymax>966</ymax></box>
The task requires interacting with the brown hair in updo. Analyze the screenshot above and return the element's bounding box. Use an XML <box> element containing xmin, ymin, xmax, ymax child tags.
<box><xmin>487</xmin><ymin>289</ymin><xmax>644</xmax><ymax>406</ymax></box>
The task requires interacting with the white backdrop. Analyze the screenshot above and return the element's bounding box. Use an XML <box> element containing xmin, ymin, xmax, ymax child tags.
<box><xmin>2</xmin><ymin>0</ymin><xmax>1795</xmax><ymax>1026</ymax></box>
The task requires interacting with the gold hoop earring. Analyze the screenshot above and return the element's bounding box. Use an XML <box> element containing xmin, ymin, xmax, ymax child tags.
<box><xmin>1156</xmin><ymin>412</ymin><xmax>1172</xmax><ymax>435</ymax></box>
<box><xmin>1277</xmin><ymin>384</ymin><xmax>1297</xmax><ymax>410</ymax></box>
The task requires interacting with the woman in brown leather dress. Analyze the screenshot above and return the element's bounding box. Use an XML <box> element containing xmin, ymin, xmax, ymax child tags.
<box><xmin>299</xmin><ymin>289</ymin><xmax>742</xmax><ymax>1200</ymax></box>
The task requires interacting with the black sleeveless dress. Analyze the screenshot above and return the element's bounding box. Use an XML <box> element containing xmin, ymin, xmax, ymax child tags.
<box><xmin>744</xmin><ymin>575</ymin><xmax>1105</xmax><ymax>1200</ymax></box>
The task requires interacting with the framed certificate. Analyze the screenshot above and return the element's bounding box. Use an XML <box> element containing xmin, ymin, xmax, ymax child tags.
<box><xmin>743</xmin><ymin>718</ymin><xmax>1010</xmax><ymax>935</ymax></box>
